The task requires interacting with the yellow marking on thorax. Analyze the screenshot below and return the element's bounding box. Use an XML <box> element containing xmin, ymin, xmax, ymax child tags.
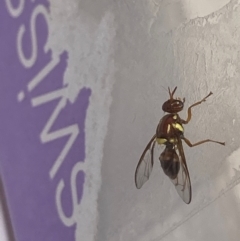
<box><xmin>167</xmin><ymin>124</ymin><xmax>171</xmax><ymax>133</ymax></box>
<box><xmin>173</xmin><ymin>115</ymin><xmax>177</xmax><ymax>120</ymax></box>
<box><xmin>169</xmin><ymin>138</ymin><xmax>178</xmax><ymax>143</ymax></box>
<box><xmin>172</xmin><ymin>123</ymin><xmax>184</xmax><ymax>132</ymax></box>
<box><xmin>156</xmin><ymin>138</ymin><xmax>167</xmax><ymax>145</ymax></box>
<box><xmin>156</xmin><ymin>137</ymin><xmax>178</xmax><ymax>145</ymax></box>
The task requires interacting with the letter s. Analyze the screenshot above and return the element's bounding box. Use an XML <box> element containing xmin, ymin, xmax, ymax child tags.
<box><xmin>17</xmin><ymin>5</ymin><xmax>50</xmax><ymax>68</ymax></box>
<box><xmin>56</xmin><ymin>162</ymin><xmax>85</xmax><ymax>227</ymax></box>
<box><xmin>5</xmin><ymin>0</ymin><xmax>25</xmax><ymax>18</ymax></box>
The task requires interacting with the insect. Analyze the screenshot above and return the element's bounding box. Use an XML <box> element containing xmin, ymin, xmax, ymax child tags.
<box><xmin>135</xmin><ymin>87</ymin><xmax>225</xmax><ymax>204</ymax></box>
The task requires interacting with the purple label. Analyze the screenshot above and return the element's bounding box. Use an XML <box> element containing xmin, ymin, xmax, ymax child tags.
<box><xmin>0</xmin><ymin>1</ymin><xmax>90</xmax><ymax>240</ymax></box>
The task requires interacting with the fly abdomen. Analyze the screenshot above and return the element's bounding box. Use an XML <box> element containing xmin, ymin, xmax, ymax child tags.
<box><xmin>159</xmin><ymin>147</ymin><xmax>180</xmax><ymax>179</ymax></box>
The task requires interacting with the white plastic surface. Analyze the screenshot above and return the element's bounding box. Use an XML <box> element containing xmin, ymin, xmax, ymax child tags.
<box><xmin>0</xmin><ymin>177</ymin><xmax>14</xmax><ymax>241</ymax></box>
<box><xmin>2</xmin><ymin>0</ymin><xmax>240</xmax><ymax>241</ymax></box>
<box><xmin>96</xmin><ymin>0</ymin><xmax>240</xmax><ymax>241</ymax></box>
<box><xmin>0</xmin><ymin>195</ymin><xmax>10</xmax><ymax>241</ymax></box>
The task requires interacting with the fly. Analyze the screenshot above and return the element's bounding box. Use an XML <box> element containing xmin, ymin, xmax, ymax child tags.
<box><xmin>134</xmin><ymin>87</ymin><xmax>225</xmax><ymax>204</ymax></box>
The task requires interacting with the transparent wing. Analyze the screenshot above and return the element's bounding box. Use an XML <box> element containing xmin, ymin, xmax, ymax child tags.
<box><xmin>170</xmin><ymin>138</ymin><xmax>192</xmax><ymax>204</ymax></box>
<box><xmin>135</xmin><ymin>134</ymin><xmax>156</xmax><ymax>189</ymax></box>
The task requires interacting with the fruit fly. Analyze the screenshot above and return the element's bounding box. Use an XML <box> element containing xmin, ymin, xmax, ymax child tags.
<box><xmin>134</xmin><ymin>87</ymin><xmax>225</xmax><ymax>204</ymax></box>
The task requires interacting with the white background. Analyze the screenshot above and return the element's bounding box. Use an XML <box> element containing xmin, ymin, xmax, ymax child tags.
<box><xmin>2</xmin><ymin>0</ymin><xmax>240</xmax><ymax>240</ymax></box>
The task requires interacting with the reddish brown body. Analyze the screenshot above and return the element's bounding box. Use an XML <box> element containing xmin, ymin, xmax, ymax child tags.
<box><xmin>134</xmin><ymin>87</ymin><xmax>225</xmax><ymax>204</ymax></box>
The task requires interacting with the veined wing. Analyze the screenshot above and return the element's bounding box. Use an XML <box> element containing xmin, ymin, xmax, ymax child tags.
<box><xmin>135</xmin><ymin>134</ymin><xmax>156</xmax><ymax>189</ymax></box>
<box><xmin>170</xmin><ymin>138</ymin><xmax>192</xmax><ymax>204</ymax></box>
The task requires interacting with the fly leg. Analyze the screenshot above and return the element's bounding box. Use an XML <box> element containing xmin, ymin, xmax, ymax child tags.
<box><xmin>181</xmin><ymin>92</ymin><xmax>213</xmax><ymax>124</ymax></box>
<box><xmin>182</xmin><ymin>136</ymin><xmax>225</xmax><ymax>147</ymax></box>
